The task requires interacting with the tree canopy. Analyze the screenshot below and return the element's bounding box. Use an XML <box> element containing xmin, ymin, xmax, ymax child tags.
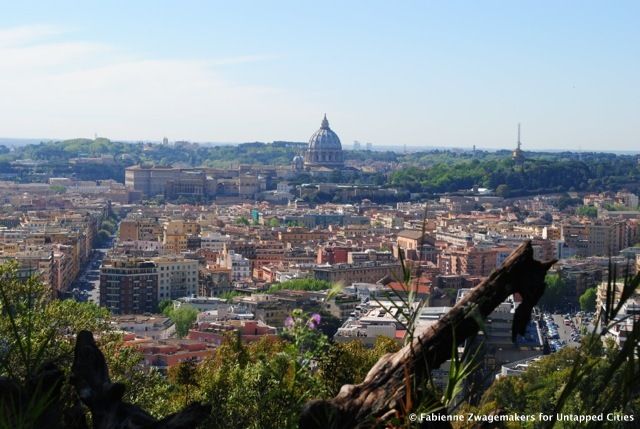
<box><xmin>267</xmin><ymin>278</ymin><xmax>333</xmax><ymax>293</ymax></box>
<box><xmin>388</xmin><ymin>156</ymin><xmax>640</xmax><ymax>196</ymax></box>
<box><xmin>537</xmin><ymin>274</ymin><xmax>573</xmax><ymax>311</ymax></box>
<box><xmin>579</xmin><ymin>287</ymin><xmax>597</xmax><ymax>312</ymax></box>
<box><xmin>163</xmin><ymin>304</ymin><xmax>199</xmax><ymax>338</ymax></box>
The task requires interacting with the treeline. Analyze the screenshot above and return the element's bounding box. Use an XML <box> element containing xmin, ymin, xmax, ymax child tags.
<box><xmin>0</xmin><ymin>138</ymin><xmax>395</xmax><ymax>169</ymax></box>
<box><xmin>388</xmin><ymin>157</ymin><xmax>640</xmax><ymax>196</ymax></box>
<box><xmin>2</xmin><ymin>139</ymin><xmax>639</xmax><ymax>197</ymax></box>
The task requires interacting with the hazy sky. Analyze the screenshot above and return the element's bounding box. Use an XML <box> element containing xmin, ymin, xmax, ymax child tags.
<box><xmin>1</xmin><ymin>1</ymin><xmax>639</xmax><ymax>151</ymax></box>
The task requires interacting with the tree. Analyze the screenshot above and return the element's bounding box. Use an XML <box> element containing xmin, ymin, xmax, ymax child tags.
<box><xmin>537</xmin><ymin>273</ymin><xmax>570</xmax><ymax>311</ymax></box>
<box><xmin>540</xmin><ymin>211</ymin><xmax>553</xmax><ymax>223</ymax></box>
<box><xmin>170</xmin><ymin>358</ymin><xmax>199</xmax><ymax>407</ymax></box>
<box><xmin>49</xmin><ymin>185</ymin><xmax>66</xmax><ymax>194</ymax></box>
<box><xmin>100</xmin><ymin>219</ymin><xmax>116</xmax><ymax>234</ymax></box>
<box><xmin>495</xmin><ymin>184</ymin><xmax>510</xmax><ymax>198</ymax></box>
<box><xmin>96</xmin><ymin>229</ymin><xmax>111</xmax><ymax>245</ymax></box>
<box><xmin>579</xmin><ymin>287</ymin><xmax>597</xmax><ymax>312</ymax></box>
<box><xmin>235</xmin><ymin>216</ymin><xmax>250</xmax><ymax>226</ymax></box>
<box><xmin>157</xmin><ymin>299</ymin><xmax>173</xmax><ymax>313</ymax></box>
<box><xmin>0</xmin><ymin>262</ymin><xmax>111</xmax><ymax>381</ymax></box>
<box><xmin>576</xmin><ymin>205</ymin><xmax>598</xmax><ymax>218</ymax></box>
<box><xmin>267</xmin><ymin>278</ymin><xmax>332</xmax><ymax>293</ymax></box>
<box><xmin>164</xmin><ymin>304</ymin><xmax>199</xmax><ymax>338</ymax></box>
<box><xmin>267</xmin><ymin>218</ymin><xmax>280</xmax><ymax>228</ymax></box>
<box><xmin>220</xmin><ymin>291</ymin><xmax>241</xmax><ymax>301</ymax></box>
<box><xmin>0</xmin><ymin>261</ymin><xmax>173</xmax><ymax>423</ymax></box>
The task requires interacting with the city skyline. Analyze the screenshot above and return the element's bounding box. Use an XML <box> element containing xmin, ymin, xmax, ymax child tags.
<box><xmin>1</xmin><ymin>1</ymin><xmax>639</xmax><ymax>151</ymax></box>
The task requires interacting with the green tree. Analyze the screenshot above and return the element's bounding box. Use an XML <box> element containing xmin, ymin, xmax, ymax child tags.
<box><xmin>576</xmin><ymin>205</ymin><xmax>598</xmax><ymax>218</ymax></box>
<box><xmin>49</xmin><ymin>185</ymin><xmax>67</xmax><ymax>194</ymax></box>
<box><xmin>100</xmin><ymin>219</ymin><xmax>116</xmax><ymax>234</ymax></box>
<box><xmin>267</xmin><ymin>278</ymin><xmax>332</xmax><ymax>293</ymax></box>
<box><xmin>0</xmin><ymin>261</ymin><xmax>172</xmax><ymax>422</ymax></box>
<box><xmin>101</xmin><ymin>338</ymin><xmax>174</xmax><ymax>418</ymax></box>
<box><xmin>267</xmin><ymin>218</ymin><xmax>280</xmax><ymax>228</ymax></box>
<box><xmin>157</xmin><ymin>299</ymin><xmax>173</xmax><ymax>313</ymax></box>
<box><xmin>163</xmin><ymin>304</ymin><xmax>198</xmax><ymax>338</ymax></box>
<box><xmin>537</xmin><ymin>273</ymin><xmax>570</xmax><ymax>311</ymax></box>
<box><xmin>170</xmin><ymin>358</ymin><xmax>199</xmax><ymax>407</ymax></box>
<box><xmin>579</xmin><ymin>287</ymin><xmax>597</xmax><ymax>312</ymax></box>
<box><xmin>0</xmin><ymin>262</ymin><xmax>110</xmax><ymax>381</ymax></box>
<box><xmin>220</xmin><ymin>291</ymin><xmax>242</xmax><ymax>301</ymax></box>
<box><xmin>96</xmin><ymin>229</ymin><xmax>111</xmax><ymax>245</ymax></box>
<box><xmin>235</xmin><ymin>216</ymin><xmax>250</xmax><ymax>226</ymax></box>
<box><xmin>318</xmin><ymin>337</ymin><xmax>400</xmax><ymax>396</ymax></box>
<box><xmin>197</xmin><ymin>332</ymin><xmax>323</xmax><ymax>429</ymax></box>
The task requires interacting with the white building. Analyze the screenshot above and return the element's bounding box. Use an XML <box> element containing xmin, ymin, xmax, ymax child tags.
<box><xmin>154</xmin><ymin>257</ymin><xmax>199</xmax><ymax>300</ymax></box>
<box><xmin>200</xmin><ymin>232</ymin><xmax>230</xmax><ymax>252</ymax></box>
<box><xmin>218</xmin><ymin>250</ymin><xmax>251</xmax><ymax>281</ymax></box>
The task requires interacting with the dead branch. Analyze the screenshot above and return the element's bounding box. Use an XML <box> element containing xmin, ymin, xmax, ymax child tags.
<box><xmin>300</xmin><ymin>240</ymin><xmax>556</xmax><ymax>429</ymax></box>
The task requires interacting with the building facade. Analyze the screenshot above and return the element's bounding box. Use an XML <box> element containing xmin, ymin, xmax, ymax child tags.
<box><xmin>100</xmin><ymin>259</ymin><xmax>159</xmax><ymax>314</ymax></box>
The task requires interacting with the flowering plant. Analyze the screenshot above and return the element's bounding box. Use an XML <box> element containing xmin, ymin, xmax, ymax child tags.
<box><xmin>281</xmin><ymin>309</ymin><xmax>328</xmax><ymax>368</ymax></box>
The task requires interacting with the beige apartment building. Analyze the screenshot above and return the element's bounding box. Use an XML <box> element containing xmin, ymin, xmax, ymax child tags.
<box><xmin>119</xmin><ymin>218</ymin><xmax>164</xmax><ymax>242</ymax></box>
<box><xmin>562</xmin><ymin>221</ymin><xmax>627</xmax><ymax>257</ymax></box>
<box><xmin>163</xmin><ymin>220</ymin><xmax>201</xmax><ymax>254</ymax></box>
<box><xmin>313</xmin><ymin>261</ymin><xmax>401</xmax><ymax>285</ymax></box>
<box><xmin>154</xmin><ymin>256</ymin><xmax>199</xmax><ymax>300</ymax></box>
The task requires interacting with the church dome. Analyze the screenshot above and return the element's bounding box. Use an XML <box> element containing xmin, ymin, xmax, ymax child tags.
<box><xmin>308</xmin><ymin>115</ymin><xmax>342</xmax><ymax>150</ymax></box>
<box><xmin>304</xmin><ymin>114</ymin><xmax>344</xmax><ymax>169</ymax></box>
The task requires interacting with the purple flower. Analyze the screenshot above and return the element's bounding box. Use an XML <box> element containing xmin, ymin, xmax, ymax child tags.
<box><xmin>307</xmin><ymin>313</ymin><xmax>321</xmax><ymax>330</ymax></box>
<box><xmin>284</xmin><ymin>316</ymin><xmax>294</xmax><ymax>328</ymax></box>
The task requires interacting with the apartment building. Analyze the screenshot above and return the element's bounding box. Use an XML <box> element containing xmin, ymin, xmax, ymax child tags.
<box><xmin>562</xmin><ymin>220</ymin><xmax>627</xmax><ymax>257</ymax></box>
<box><xmin>317</xmin><ymin>245</ymin><xmax>353</xmax><ymax>265</ymax></box>
<box><xmin>154</xmin><ymin>256</ymin><xmax>199</xmax><ymax>300</ymax></box>
<box><xmin>119</xmin><ymin>218</ymin><xmax>163</xmax><ymax>242</ymax></box>
<box><xmin>217</xmin><ymin>249</ymin><xmax>251</xmax><ymax>281</ymax></box>
<box><xmin>200</xmin><ymin>232</ymin><xmax>230</xmax><ymax>252</ymax></box>
<box><xmin>163</xmin><ymin>220</ymin><xmax>201</xmax><ymax>254</ymax></box>
<box><xmin>100</xmin><ymin>259</ymin><xmax>159</xmax><ymax>314</ymax></box>
<box><xmin>313</xmin><ymin>261</ymin><xmax>401</xmax><ymax>285</ymax></box>
<box><xmin>278</xmin><ymin>228</ymin><xmax>331</xmax><ymax>244</ymax></box>
<box><xmin>347</xmin><ymin>249</ymin><xmax>393</xmax><ymax>265</ymax></box>
<box><xmin>198</xmin><ymin>267</ymin><xmax>233</xmax><ymax>297</ymax></box>
<box><xmin>439</xmin><ymin>246</ymin><xmax>497</xmax><ymax>277</ymax></box>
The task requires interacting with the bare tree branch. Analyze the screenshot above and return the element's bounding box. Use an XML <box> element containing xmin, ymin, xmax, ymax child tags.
<box><xmin>300</xmin><ymin>241</ymin><xmax>556</xmax><ymax>429</ymax></box>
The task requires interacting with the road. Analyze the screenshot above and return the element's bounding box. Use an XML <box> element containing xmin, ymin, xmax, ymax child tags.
<box><xmin>73</xmin><ymin>244</ymin><xmax>110</xmax><ymax>305</ymax></box>
<box><xmin>552</xmin><ymin>314</ymin><xmax>580</xmax><ymax>347</ymax></box>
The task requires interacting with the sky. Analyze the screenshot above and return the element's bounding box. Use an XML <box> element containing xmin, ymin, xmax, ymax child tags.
<box><xmin>0</xmin><ymin>1</ymin><xmax>639</xmax><ymax>151</ymax></box>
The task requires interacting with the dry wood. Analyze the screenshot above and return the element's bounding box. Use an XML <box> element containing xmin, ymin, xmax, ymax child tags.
<box><xmin>300</xmin><ymin>240</ymin><xmax>556</xmax><ymax>429</ymax></box>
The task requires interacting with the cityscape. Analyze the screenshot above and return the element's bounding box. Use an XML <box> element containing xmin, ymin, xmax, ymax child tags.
<box><xmin>1</xmin><ymin>2</ymin><xmax>639</xmax><ymax>429</ymax></box>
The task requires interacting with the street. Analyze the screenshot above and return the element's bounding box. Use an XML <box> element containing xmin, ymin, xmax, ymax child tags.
<box><xmin>552</xmin><ymin>314</ymin><xmax>580</xmax><ymax>348</ymax></box>
<box><xmin>72</xmin><ymin>244</ymin><xmax>110</xmax><ymax>305</ymax></box>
